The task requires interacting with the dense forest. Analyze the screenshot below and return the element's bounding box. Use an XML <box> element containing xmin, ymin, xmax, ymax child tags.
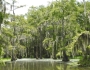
<box><xmin>0</xmin><ymin>0</ymin><xmax>90</xmax><ymax>66</ymax></box>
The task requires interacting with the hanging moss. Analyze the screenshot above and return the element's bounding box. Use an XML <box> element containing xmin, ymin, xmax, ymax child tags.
<box><xmin>67</xmin><ymin>31</ymin><xmax>90</xmax><ymax>51</ymax></box>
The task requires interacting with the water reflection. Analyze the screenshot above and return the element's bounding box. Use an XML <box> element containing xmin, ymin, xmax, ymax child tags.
<box><xmin>0</xmin><ymin>59</ymin><xmax>90</xmax><ymax>70</ymax></box>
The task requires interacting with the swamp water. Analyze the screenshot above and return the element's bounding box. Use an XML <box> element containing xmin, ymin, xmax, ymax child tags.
<box><xmin>0</xmin><ymin>59</ymin><xmax>90</xmax><ymax>70</ymax></box>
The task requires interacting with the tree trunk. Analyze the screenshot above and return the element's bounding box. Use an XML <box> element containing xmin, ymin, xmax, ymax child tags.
<box><xmin>61</xmin><ymin>0</ymin><xmax>69</xmax><ymax>62</ymax></box>
<box><xmin>52</xmin><ymin>41</ymin><xmax>56</xmax><ymax>59</ymax></box>
<box><xmin>11</xmin><ymin>0</ymin><xmax>17</xmax><ymax>61</ymax></box>
<box><xmin>36</xmin><ymin>46</ymin><xmax>39</xmax><ymax>59</ymax></box>
<box><xmin>39</xmin><ymin>28</ymin><xmax>42</xmax><ymax>59</ymax></box>
<box><xmin>0</xmin><ymin>24</ymin><xmax>1</xmax><ymax>34</ymax></box>
<box><xmin>11</xmin><ymin>49</ymin><xmax>17</xmax><ymax>61</ymax></box>
<box><xmin>62</xmin><ymin>50</ymin><xmax>69</xmax><ymax>62</ymax></box>
<box><xmin>52</xmin><ymin>22</ymin><xmax>56</xmax><ymax>59</ymax></box>
<box><xmin>40</xmin><ymin>43</ymin><xmax>42</xmax><ymax>59</ymax></box>
<box><xmin>34</xmin><ymin>46</ymin><xmax>36</xmax><ymax>58</ymax></box>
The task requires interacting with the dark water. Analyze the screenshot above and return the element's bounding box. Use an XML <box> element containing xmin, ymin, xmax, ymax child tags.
<box><xmin>0</xmin><ymin>59</ymin><xmax>90</xmax><ymax>70</ymax></box>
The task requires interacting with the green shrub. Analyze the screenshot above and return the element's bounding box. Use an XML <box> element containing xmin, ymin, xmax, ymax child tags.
<box><xmin>78</xmin><ymin>55</ymin><xmax>90</xmax><ymax>67</ymax></box>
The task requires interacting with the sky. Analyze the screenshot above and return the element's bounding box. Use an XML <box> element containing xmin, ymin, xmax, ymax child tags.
<box><xmin>6</xmin><ymin>0</ymin><xmax>88</xmax><ymax>15</ymax></box>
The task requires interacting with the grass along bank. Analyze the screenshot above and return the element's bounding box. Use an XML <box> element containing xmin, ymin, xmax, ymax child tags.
<box><xmin>0</xmin><ymin>58</ymin><xmax>10</xmax><ymax>63</ymax></box>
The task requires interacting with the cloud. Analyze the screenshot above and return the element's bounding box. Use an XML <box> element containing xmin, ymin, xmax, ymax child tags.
<box><xmin>14</xmin><ymin>0</ymin><xmax>54</xmax><ymax>15</ymax></box>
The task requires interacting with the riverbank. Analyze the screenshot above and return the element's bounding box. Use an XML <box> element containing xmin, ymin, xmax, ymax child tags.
<box><xmin>0</xmin><ymin>58</ymin><xmax>80</xmax><ymax>67</ymax></box>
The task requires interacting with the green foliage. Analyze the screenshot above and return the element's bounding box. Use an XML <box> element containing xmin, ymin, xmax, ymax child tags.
<box><xmin>0</xmin><ymin>0</ymin><xmax>90</xmax><ymax>60</ymax></box>
<box><xmin>43</xmin><ymin>38</ymin><xmax>53</xmax><ymax>53</ymax></box>
<box><xmin>0</xmin><ymin>34</ymin><xmax>8</xmax><ymax>57</ymax></box>
<box><xmin>26</xmin><ymin>0</ymin><xmax>90</xmax><ymax>59</ymax></box>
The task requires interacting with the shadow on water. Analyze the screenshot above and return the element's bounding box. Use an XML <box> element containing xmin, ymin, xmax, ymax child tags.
<box><xmin>0</xmin><ymin>59</ymin><xmax>90</xmax><ymax>70</ymax></box>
